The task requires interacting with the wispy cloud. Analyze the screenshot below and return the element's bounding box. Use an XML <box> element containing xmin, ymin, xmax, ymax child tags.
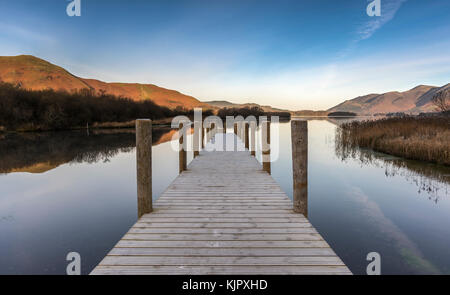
<box><xmin>0</xmin><ymin>22</ymin><xmax>54</xmax><ymax>44</ymax></box>
<box><xmin>357</xmin><ymin>0</ymin><xmax>408</xmax><ymax>41</ymax></box>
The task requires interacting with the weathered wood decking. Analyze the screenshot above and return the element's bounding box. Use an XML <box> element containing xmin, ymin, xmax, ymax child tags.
<box><xmin>91</xmin><ymin>137</ymin><xmax>351</xmax><ymax>275</ymax></box>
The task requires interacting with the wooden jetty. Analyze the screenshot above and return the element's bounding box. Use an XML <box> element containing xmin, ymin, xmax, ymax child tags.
<box><xmin>91</xmin><ymin>120</ymin><xmax>351</xmax><ymax>275</ymax></box>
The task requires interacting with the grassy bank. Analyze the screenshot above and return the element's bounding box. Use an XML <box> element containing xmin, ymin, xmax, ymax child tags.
<box><xmin>337</xmin><ymin>116</ymin><xmax>450</xmax><ymax>165</ymax></box>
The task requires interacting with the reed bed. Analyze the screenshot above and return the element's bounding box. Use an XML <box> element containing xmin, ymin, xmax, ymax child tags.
<box><xmin>337</xmin><ymin>116</ymin><xmax>450</xmax><ymax>165</ymax></box>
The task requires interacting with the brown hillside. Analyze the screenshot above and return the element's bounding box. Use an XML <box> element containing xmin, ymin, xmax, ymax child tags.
<box><xmin>327</xmin><ymin>85</ymin><xmax>443</xmax><ymax>114</ymax></box>
<box><xmin>0</xmin><ymin>55</ymin><xmax>208</xmax><ymax>109</ymax></box>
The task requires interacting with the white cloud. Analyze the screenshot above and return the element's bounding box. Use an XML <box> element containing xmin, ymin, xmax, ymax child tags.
<box><xmin>357</xmin><ymin>0</ymin><xmax>408</xmax><ymax>41</ymax></box>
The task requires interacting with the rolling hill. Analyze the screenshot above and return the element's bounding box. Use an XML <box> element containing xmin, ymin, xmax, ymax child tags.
<box><xmin>0</xmin><ymin>55</ymin><xmax>209</xmax><ymax>109</ymax></box>
<box><xmin>328</xmin><ymin>84</ymin><xmax>450</xmax><ymax>115</ymax></box>
<box><xmin>204</xmin><ymin>100</ymin><xmax>289</xmax><ymax>113</ymax></box>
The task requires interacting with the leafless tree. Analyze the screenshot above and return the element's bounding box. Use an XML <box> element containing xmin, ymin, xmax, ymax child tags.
<box><xmin>432</xmin><ymin>90</ymin><xmax>450</xmax><ymax>112</ymax></box>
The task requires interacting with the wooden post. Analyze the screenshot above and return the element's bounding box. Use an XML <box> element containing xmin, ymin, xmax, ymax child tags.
<box><xmin>179</xmin><ymin>123</ymin><xmax>187</xmax><ymax>173</ymax></box>
<box><xmin>262</xmin><ymin>120</ymin><xmax>271</xmax><ymax>174</ymax></box>
<box><xmin>234</xmin><ymin>123</ymin><xmax>238</xmax><ymax>135</ymax></box>
<box><xmin>245</xmin><ymin>122</ymin><xmax>249</xmax><ymax>150</ymax></box>
<box><xmin>194</xmin><ymin>122</ymin><xmax>200</xmax><ymax>158</ymax></box>
<box><xmin>239</xmin><ymin>122</ymin><xmax>244</xmax><ymax>139</ymax></box>
<box><xmin>223</xmin><ymin>122</ymin><xmax>227</xmax><ymax>151</ymax></box>
<box><xmin>250</xmin><ymin>121</ymin><xmax>256</xmax><ymax>156</ymax></box>
<box><xmin>201</xmin><ymin>127</ymin><xmax>205</xmax><ymax>149</ymax></box>
<box><xmin>291</xmin><ymin>120</ymin><xmax>308</xmax><ymax>216</ymax></box>
<box><xmin>136</xmin><ymin>119</ymin><xmax>152</xmax><ymax>217</ymax></box>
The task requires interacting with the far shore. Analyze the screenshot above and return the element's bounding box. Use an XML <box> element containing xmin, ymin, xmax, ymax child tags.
<box><xmin>0</xmin><ymin>118</ymin><xmax>175</xmax><ymax>133</ymax></box>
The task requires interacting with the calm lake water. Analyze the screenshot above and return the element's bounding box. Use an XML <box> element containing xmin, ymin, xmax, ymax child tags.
<box><xmin>0</xmin><ymin>119</ymin><xmax>449</xmax><ymax>275</ymax></box>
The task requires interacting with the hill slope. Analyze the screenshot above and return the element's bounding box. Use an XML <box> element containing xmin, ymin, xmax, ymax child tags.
<box><xmin>204</xmin><ymin>100</ymin><xmax>289</xmax><ymax>113</ymax></box>
<box><xmin>0</xmin><ymin>55</ymin><xmax>208</xmax><ymax>109</ymax></box>
<box><xmin>328</xmin><ymin>84</ymin><xmax>449</xmax><ymax>114</ymax></box>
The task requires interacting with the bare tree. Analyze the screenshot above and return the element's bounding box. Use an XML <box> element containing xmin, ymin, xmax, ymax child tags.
<box><xmin>432</xmin><ymin>90</ymin><xmax>450</xmax><ymax>112</ymax></box>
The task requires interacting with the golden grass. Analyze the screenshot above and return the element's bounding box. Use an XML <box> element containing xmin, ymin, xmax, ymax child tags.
<box><xmin>338</xmin><ymin>116</ymin><xmax>450</xmax><ymax>165</ymax></box>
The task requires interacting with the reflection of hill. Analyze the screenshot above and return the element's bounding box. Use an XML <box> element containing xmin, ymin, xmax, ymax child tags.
<box><xmin>291</xmin><ymin>116</ymin><xmax>371</xmax><ymax>126</ymax></box>
<box><xmin>10</xmin><ymin>162</ymin><xmax>60</xmax><ymax>174</ymax></box>
<box><xmin>335</xmin><ymin>128</ymin><xmax>450</xmax><ymax>203</ymax></box>
<box><xmin>0</xmin><ymin>128</ymin><xmax>173</xmax><ymax>174</ymax></box>
<box><xmin>155</xmin><ymin>129</ymin><xmax>178</xmax><ymax>145</ymax></box>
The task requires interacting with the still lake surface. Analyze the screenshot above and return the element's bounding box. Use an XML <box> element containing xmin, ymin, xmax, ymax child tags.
<box><xmin>0</xmin><ymin>119</ymin><xmax>449</xmax><ymax>275</ymax></box>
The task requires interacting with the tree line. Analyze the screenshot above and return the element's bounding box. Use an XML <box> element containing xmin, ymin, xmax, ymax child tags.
<box><xmin>217</xmin><ymin>106</ymin><xmax>291</xmax><ymax>119</ymax></box>
<box><xmin>0</xmin><ymin>82</ymin><xmax>213</xmax><ymax>131</ymax></box>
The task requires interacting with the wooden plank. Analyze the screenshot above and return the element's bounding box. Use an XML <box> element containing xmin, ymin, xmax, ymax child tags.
<box><xmin>91</xmin><ymin>265</ymin><xmax>351</xmax><ymax>275</ymax></box>
<box><xmin>141</xmin><ymin>213</ymin><xmax>308</xmax><ymax>218</ymax></box>
<box><xmin>153</xmin><ymin>206</ymin><xmax>294</xmax><ymax>210</ymax></box>
<box><xmin>115</xmin><ymin>240</ymin><xmax>330</xmax><ymax>248</ymax></box>
<box><xmin>107</xmin><ymin>247</ymin><xmax>338</xmax><ymax>257</ymax></box>
<box><xmin>133</xmin><ymin>222</ymin><xmax>314</xmax><ymax>228</ymax></box>
<box><xmin>99</xmin><ymin>256</ymin><xmax>346</xmax><ymax>266</ymax></box>
<box><xmin>137</xmin><ymin>217</ymin><xmax>309</xmax><ymax>223</ymax></box>
<box><xmin>127</xmin><ymin>227</ymin><xmax>318</xmax><ymax>234</ymax></box>
<box><xmin>122</xmin><ymin>233</ymin><xmax>323</xmax><ymax>241</ymax></box>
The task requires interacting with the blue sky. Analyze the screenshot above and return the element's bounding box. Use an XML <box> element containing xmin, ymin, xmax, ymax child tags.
<box><xmin>0</xmin><ymin>0</ymin><xmax>449</xmax><ymax>110</ymax></box>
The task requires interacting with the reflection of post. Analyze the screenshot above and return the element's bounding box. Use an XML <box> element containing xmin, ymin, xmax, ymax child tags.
<box><xmin>250</xmin><ymin>121</ymin><xmax>256</xmax><ymax>156</ymax></box>
<box><xmin>179</xmin><ymin>123</ymin><xmax>187</xmax><ymax>173</ymax></box>
<box><xmin>201</xmin><ymin>127</ymin><xmax>205</xmax><ymax>149</ymax></box>
<box><xmin>136</xmin><ymin>119</ymin><xmax>152</xmax><ymax>218</ymax></box>
<box><xmin>291</xmin><ymin>120</ymin><xmax>308</xmax><ymax>217</ymax></box>
<box><xmin>233</xmin><ymin>122</ymin><xmax>238</xmax><ymax>152</ymax></box>
<box><xmin>223</xmin><ymin>122</ymin><xmax>227</xmax><ymax>151</ymax></box>
<box><xmin>245</xmin><ymin>122</ymin><xmax>249</xmax><ymax>150</ymax></box>
<box><xmin>262</xmin><ymin>120</ymin><xmax>271</xmax><ymax>174</ymax></box>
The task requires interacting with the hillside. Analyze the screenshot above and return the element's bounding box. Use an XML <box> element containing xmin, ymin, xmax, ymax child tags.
<box><xmin>204</xmin><ymin>100</ymin><xmax>289</xmax><ymax>113</ymax></box>
<box><xmin>0</xmin><ymin>55</ymin><xmax>208</xmax><ymax>109</ymax></box>
<box><xmin>328</xmin><ymin>84</ymin><xmax>450</xmax><ymax>115</ymax></box>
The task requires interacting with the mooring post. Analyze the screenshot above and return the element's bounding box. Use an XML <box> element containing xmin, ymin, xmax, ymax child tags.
<box><xmin>202</xmin><ymin>127</ymin><xmax>205</xmax><ymax>149</ymax></box>
<box><xmin>179</xmin><ymin>122</ymin><xmax>187</xmax><ymax>173</ymax></box>
<box><xmin>262</xmin><ymin>120</ymin><xmax>271</xmax><ymax>174</ymax></box>
<box><xmin>223</xmin><ymin>121</ymin><xmax>227</xmax><ymax>151</ymax></box>
<box><xmin>245</xmin><ymin>122</ymin><xmax>249</xmax><ymax>150</ymax></box>
<box><xmin>136</xmin><ymin>119</ymin><xmax>152</xmax><ymax>217</ymax></box>
<box><xmin>250</xmin><ymin>121</ymin><xmax>256</xmax><ymax>156</ymax></box>
<box><xmin>240</xmin><ymin>122</ymin><xmax>244</xmax><ymax>139</ymax></box>
<box><xmin>193</xmin><ymin>122</ymin><xmax>200</xmax><ymax>158</ymax></box>
<box><xmin>291</xmin><ymin>120</ymin><xmax>308</xmax><ymax>216</ymax></box>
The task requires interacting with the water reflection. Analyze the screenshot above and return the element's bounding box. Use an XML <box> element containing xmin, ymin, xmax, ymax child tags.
<box><xmin>1</xmin><ymin>119</ymin><xmax>450</xmax><ymax>275</ymax></box>
<box><xmin>335</xmin><ymin>126</ymin><xmax>450</xmax><ymax>203</ymax></box>
<box><xmin>0</xmin><ymin>128</ymin><xmax>173</xmax><ymax>175</ymax></box>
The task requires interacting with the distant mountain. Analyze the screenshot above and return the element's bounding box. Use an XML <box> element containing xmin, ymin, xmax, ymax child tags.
<box><xmin>204</xmin><ymin>100</ymin><xmax>289</xmax><ymax>113</ymax></box>
<box><xmin>328</xmin><ymin>84</ymin><xmax>450</xmax><ymax>115</ymax></box>
<box><xmin>0</xmin><ymin>55</ymin><xmax>209</xmax><ymax>109</ymax></box>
